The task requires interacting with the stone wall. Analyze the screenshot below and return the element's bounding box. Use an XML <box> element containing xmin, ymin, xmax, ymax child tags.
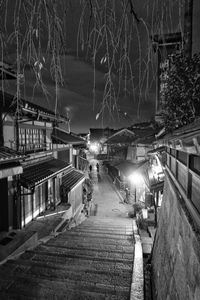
<box><xmin>151</xmin><ymin>172</ymin><xmax>200</xmax><ymax>300</ymax></box>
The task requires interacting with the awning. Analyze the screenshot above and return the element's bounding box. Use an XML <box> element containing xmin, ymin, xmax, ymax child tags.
<box><xmin>0</xmin><ymin>146</ymin><xmax>25</xmax><ymax>163</ymax></box>
<box><xmin>52</xmin><ymin>127</ymin><xmax>86</xmax><ymax>145</ymax></box>
<box><xmin>0</xmin><ymin>147</ymin><xmax>24</xmax><ymax>179</ymax></box>
<box><xmin>0</xmin><ymin>161</ymin><xmax>23</xmax><ymax>179</ymax></box>
<box><xmin>61</xmin><ymin>169</ymin><xmax>85</xmax><ymax>192</ymax></box>
<box><xmin>20</xmin><ymin>158</ymin><xmax>70</xmax><ymax>189</ymax></box>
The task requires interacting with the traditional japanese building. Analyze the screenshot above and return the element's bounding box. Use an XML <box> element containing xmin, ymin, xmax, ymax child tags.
<box><xmin>0</xmin><ymin>91</ymin><xmax>86</xmax><ymax>231</ymax></box>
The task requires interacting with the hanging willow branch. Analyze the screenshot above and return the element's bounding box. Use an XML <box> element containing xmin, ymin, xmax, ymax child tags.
<box><xmin>0</xmin><ymin>0</ymin><xmax>185</xmax><ymax>123</ymax></box>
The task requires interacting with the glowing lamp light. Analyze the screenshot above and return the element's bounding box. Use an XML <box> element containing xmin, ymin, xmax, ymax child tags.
<box><xmin>90</xmin><ymin>142</ymin><xmax>99</xmax><ymax>153</ymax></box>
<box><xmin>128</xmin><ymin>172</ymin><xmax>143</xmax><ymax>185</ymax></box>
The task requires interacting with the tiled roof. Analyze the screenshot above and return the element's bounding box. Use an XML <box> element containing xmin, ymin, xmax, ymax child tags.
<box><xmin>105</xmin><ymin>129</ymin><xmax>136</xmax><ymax>145</ymax></box>
<box><xmin>21</xmin><ymin>158</ymin><xmax>70</xmax><ymax>189</ymax></box>
<box><xmin>0</xmin><ymin>91</ymin><xmax>68</xmax><ymax>122</ymax></box>
<box><xmin>89</xmin><ymin>128</ymin><xmax>117</xmax><ymax>142</ymax></box>
<box><xmin>0</xmin><ymin>62</ymin><xmax>17</xmax><ymax>80</ymax></box>
<box><xmin>61</xmin><ymin>169</ymin><xmax>85</xmax><ymax>191</ymax></box>
<box><xmin>136</xmin><ymin>134</ymin><xmax>156</xmax><ymax>145</ymax></box>
<box><xmin>0</xmin><ymin>146</ymin><xmax>25</xmax><ymax>163</ymax></box>
<box><xmin>106</xmin><ymin>126</ymin><xmax>157</xmax><ymax>145</ymax></box>
<box><xmin>52</xmin><ymin>128</ymin><xmax>86</xmax><ymax>145</ymax></box>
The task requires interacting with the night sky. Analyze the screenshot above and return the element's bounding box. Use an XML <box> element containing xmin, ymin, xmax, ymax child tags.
<box><xmin>1</xmin><ymin>0</ymin><xmax>199</xmax><ymax>133</ymax></box>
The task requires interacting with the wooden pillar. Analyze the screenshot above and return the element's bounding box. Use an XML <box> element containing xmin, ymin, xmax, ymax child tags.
<box><xmin>184</xmin><ymin>0</ymin><xmax>193</xmax><ymax>57</ymax></box>
<box><xmin>15</xmin><ymin>117</ymin><xmax>19</xmax><ymax>152</ymax></box>
<box><xmin>0</xmin><ymin>105</ymin><xmax>4</xmax><ymax>147</ymax></box>
<box><xmin>13</xmin><ymin>175</ymin><xmax>22</xmax><ymax>229</ymax></box>
<box><xmin>0</xmin><ymin>178</ymin><xmax>9</xmax><ymax>231</ymax></box>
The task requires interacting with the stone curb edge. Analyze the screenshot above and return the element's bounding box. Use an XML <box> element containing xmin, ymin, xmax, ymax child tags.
<box><xmin>130</xmin><ymin>220</ymin><xmax>144</xmax><ymax>300</ymax></box>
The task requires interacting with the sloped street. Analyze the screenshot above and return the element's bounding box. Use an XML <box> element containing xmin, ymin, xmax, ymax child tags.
<box><xmin>0</xmin><ymin>162</ymin><xmax>136</xmax><ymax>300</ymax></box>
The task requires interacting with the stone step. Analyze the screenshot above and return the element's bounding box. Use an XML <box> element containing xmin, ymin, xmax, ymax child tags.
<box><xmin>54</xmin><ymin>231</ymin><xmax>134</xmax><ymax>243</ymax></box>
<box><xmin>36</xmin><ymin>243</ymin><xmax>133</xmax><ymax>260</ymax></box>
<box><xmin>60</xmin><ymin>230</ymin><xmax>133</xmax><ymax>239</ymax></box>
<box><xmin>74</xmin><ymin>223</ymin><xmax>132</xmax><ymax>229</ymax></box>
<box><xmin>0</xmin><ymin>216</ymin><xmax>135</xmax><ymax>300</ymax></box>
<box><xmin>80</xmin><ymin>219</ymin><xmax>132</xmax><ymax>225</ymax></box>
<box><xmin>26</xmin><ymin>248</ymin><xmax>133</xmax><ymax>264</ymax></box>
<box><xmin>20</xmin><ymin>251</ymin><xmax>133</xmax><ymax>272</ymax></box>
<box><xmin>51</xmin><ymin>235</ymin><xmax>134</xmax><ymax>247</ymax></box>
<box><xmin>0</xmin><ymin>291</ymin><xmax>35</xmax><ymax>300</ymax></box>
<box><xmin>47</xmin><ymin>240</ymin><xmax>134</xmax><ymax>252</ymax></box>
<box><xmin>6</xmin><ymin>257</ymin><xmax>133</xmax><ymax>275</ymax></box>
<box><xmin>0</xmin><ymin>270</ymin><xmax>131</xmax><ymax>299</ymax></box>
<box><xmin>71</xmin><ymin>227</ymin><xmax>133</xmax><ymax>235</ymax></box>
<box><xmin>45</xmin><ymin>242</ymin><xmax>134</xmax><ymax>254</ymax></box>
<box><xmin>83</xmin><ymin>216</ymin><xmax>132</xmax><ymax>222</ymax></box>
<box><xmin>80</xmin><ymin>222</ymin><xmax>132</xmax><ymax>229</ymax></box>
<box><xmin>2</xmin><ymin>260</ymin><xmax>132</xmax><ymax>287</ymax></box>
<box><xmin>0</xmin><ymin>289</ymin><xmax>129</xmax><ymax>300</ymax></box>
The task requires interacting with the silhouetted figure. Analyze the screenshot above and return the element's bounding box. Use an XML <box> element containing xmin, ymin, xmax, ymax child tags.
<box><xmin>96</xmin><ymin>163</ymin><xmax>99</xmax><ymax>172</ymax></box>
<box><xmin>89</xmin><ymin>165</ymin><xmax>92</xmax><ymax>172</ymax></box>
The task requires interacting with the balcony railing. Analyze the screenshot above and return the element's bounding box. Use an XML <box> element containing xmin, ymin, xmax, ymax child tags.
<box><xmin>166</xmin><ymin>147</ymin><xmax>200</xmax><ymax>230</ymax></box>
<box><xmin>8</xmin><ymin>141</ymin><xmax>70</xmax><ymax>154</ymax></box>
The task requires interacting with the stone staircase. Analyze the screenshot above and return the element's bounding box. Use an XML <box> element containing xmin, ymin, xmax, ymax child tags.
<box><xmin>0</xmin><ymin>216</ymin><xmax>135</xmax><ymax>300</ymax></box>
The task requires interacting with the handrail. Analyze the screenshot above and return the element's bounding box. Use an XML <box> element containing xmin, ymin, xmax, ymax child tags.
<box><xmin>8</xmin><ymin>141</ymin><xmax>69</xmax><ymax>154</ymax></box>
<box><xmin>113</xmin><ymin>176</ymin><xmax>126</xmax><ymax>190</ymax></box>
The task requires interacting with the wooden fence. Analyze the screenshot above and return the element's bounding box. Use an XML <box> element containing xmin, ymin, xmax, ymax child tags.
<box><xmin>166</xmin><ymin>147</ymin><xmax>200</xmax><ymax>229</ymax></box>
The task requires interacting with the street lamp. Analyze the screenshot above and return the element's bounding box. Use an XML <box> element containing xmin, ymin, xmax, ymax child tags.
<box><xmin>89</xmin><ymin>142</ymin><xmax>99</xmax><ymax>153</ymax></box>
<box><xmin>128</xmin><ymin>171</ymin><xmax>144</xmax><ymax>203</ymax></box>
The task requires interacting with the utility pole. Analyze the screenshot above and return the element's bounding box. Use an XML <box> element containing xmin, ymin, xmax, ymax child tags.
<box><xmin>184</xmin><ymin>0</ymin><xmax>193</xmax><ymax>57</ymax></box>
<box><xmin>0</xmin><ymin>106</ymin><xmax>3</xmax><ymax>147</ymax></box>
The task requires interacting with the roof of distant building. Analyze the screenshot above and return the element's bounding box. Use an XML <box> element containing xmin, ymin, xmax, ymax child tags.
<box><xmin>0</xmin><ymin>90</ymin><xmax>68</xmax><ymax>122</ymax></box>
<box><xmin>0</xmin><ymin>61</ymin><xmax>17</xmax><ymax>80</ymax></box>
<box><xmin>52</xmin><ymin>127</ymin><xmax>86</xmax><ymax>145</ymax></box>
<box><xmin>105</xmin><ymin>128</ymin><xmax>136</xmax><ymax>145</ymax></box>
<box><xmin>89</xmin><ymin>127</ymin><xmax>117</xmax><ymax>142</ymax></box>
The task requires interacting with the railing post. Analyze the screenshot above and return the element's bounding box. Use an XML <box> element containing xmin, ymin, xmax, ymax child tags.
<box><xmin>175</xmin><ymin>149</ymin><xmax>178</xmax><ymax>179</ymax></box>
<box><xmin>187</xmin><ymin>154</ymin><xmax>192</xmax><ymax>199</ymax></box>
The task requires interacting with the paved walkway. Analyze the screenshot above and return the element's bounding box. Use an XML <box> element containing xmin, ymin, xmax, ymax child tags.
<box><xmin>88</xmin><ymin>158</ymin><xmax>133</xmax><ymax>218</ymax></box>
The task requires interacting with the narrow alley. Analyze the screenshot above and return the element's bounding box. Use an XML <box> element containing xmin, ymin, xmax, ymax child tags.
<box><xmin>0</xmin><ymin>160</ymin><xmax>136</xmax><ymax>300</ymax></box>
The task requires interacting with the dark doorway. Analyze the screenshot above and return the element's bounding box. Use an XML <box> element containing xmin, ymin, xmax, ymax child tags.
<box><xmin>0</xmin><ymin>178</ymin><xmax>9</xmax><ymax>231</ymax></box>
<box><xmin>45</xmin><ymin>181</ymin><xmax>48</xmax><ymax>209</ymax></box>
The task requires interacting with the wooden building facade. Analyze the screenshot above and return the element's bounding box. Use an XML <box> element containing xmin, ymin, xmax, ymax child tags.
<box><xmin>0</xmin><ymin>91</ymin><xmax>86</xmax><ymax>231</ymax></box>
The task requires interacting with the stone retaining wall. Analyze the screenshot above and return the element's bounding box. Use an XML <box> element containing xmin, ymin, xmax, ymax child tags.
<box><xmin>152</xmin><ymin>173</ymin><xmax>200</xmax><ymax>300</ymax></box>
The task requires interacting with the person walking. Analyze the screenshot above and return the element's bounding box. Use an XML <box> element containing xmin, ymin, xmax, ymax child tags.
<box><xmin>124</xmin><ymin>187</ymin><xmax>130</xmax><ymax>204</ymax></box>
<box><xmin>89</xmin><ymin>165</ymin><xmax>92</xmax><ymax>172</ymax></box>
<box><xmin>96</xmin><ymin>163</ymin><xmax>99</xmax><ymax>172</ymax></box>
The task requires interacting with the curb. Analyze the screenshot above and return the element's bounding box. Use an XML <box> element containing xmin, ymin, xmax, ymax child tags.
<box><xmin>130</xmin><ymin>220</ymin><xmax>144</xmax><ymax>300</ymax></box>
<box><xmin>0</xmin><ymin>231</ymin><xmax>38</xmax><ymax>265</ymax></box>
<box><xmin>106</xmin><ymin>174</ymin><xmax>124</xmax><ymax>202</ymax></box>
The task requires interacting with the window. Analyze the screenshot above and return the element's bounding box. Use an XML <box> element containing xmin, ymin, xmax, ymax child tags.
<box><xmin>19</xmin><ymin>127</ymin><xmax>45</xmax><ymax>152</ymax></box>
<box><xmin>190</xmin><ymin>155</ymin><xmax>200</xmax><ymax>176</ymax></box>
<box><xmin>177</xmin><ymin>150</ymin><xmax>187</xmax><ymax>166</ymax></box>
